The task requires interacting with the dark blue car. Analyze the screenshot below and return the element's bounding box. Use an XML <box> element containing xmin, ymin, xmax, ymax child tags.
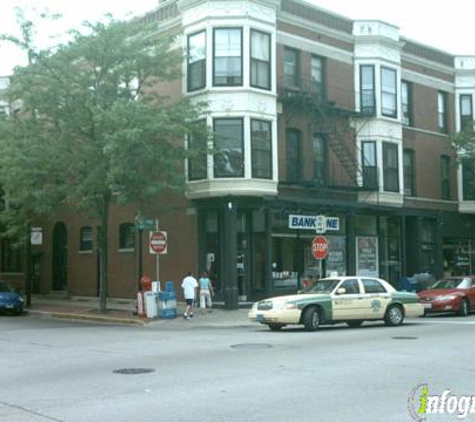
<box><xmin>0</xmin><ymin>280</ymin><xmax>24</xmax><ymax>315</ymax></box>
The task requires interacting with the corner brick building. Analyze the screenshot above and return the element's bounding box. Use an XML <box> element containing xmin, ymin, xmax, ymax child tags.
<box><xmin>3</xmin><ymin>0</ymin><xmax>475</xmax><ymax>308</ymax></box>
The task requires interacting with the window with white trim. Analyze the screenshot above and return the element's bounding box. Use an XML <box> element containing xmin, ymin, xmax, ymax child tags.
<box><xmin>213</xmin><ymin>28</ymin><xmax>242</xmax><ymax>86</ymax></box>
<box><xmin>251</xmin><ymin>119</ymin><xmax>272</xmax><ymax>179</ymax></box>
<box><xmin>250</xmin><ymin>30</ymin><xmax>270</xmax><ymax>90</ymax></box>
<box><xmin>187</xmin><ymin>31</ymin><xmax>206</xmax><ymax>91</ymax></box>
<box><xmin>213</xmin><ymin>118</ymin><xmax>244</xmax><ymax>178</ymax></box>
<box><xmin>381</xmin><ymin>67</ymin><xmax>397</xmax><ymax>118</ymax></box>
<box><xmin>360</xmin><ymin>65</ymin><xmax>375</xmax><ymax>115</ymax></box>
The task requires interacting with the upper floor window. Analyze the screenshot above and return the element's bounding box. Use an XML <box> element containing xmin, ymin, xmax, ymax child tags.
<box><xmin>462</xmin><ymin>157</ymin><xmax>475</xmax><ymax>200</ymax></box>
<box><xmin>401</xmin><ymin>81</ymin><xmax>413</xmax><ymax>126</ymax></box>
<box><xmin>213</xmin><ymin>28</ymin><xmax>242</xmax><ymax>86</ymax></box>
<box><xmin>381</xmin><ymin>67</ymin><xmax>397</xmax><ymax>118</ymax></box>
<box><xmin>187</xmin><ymin>31</ymin><xmax>206</xmax><ymax>91</ymax></box>
<box><xmin>79</xmin><ymin>226</ymin><xmax>93</xmax><ymax>252</ymax></box>
<box><xmin>214</xmin><ymin>118</ymin><xmax>244</xmax><ymax>178</ymax></box>
<box><xmin>440</xmin><ymin>155</ymin><xmax>450</xmax><ymax>200</ymax></box>
<box><xmin>188</xmin><ymin>120</ymin><xmax>208</xmax><ymax>181</ymax></box>
<box><xmin>362</xmin><ymin>141</ymin><xmax>377</xmax><ymax>189</ymax></box>
<box><xmin>360</xmin><ymin>65</ymin><xmax>375</xmax><ymax>115</ymax></box>
<box><xmin>286</xmin><ymin>128</ymin><xmax>302</xmax><ymax>183</ymax></box>
<box><xmin>284</xmin><ymin>48</ymin><xmax>299</xmax><ymax>88</ymax></box>
<box><xmin>119</xmin><ymin>223</ymin><xmax>135</xmax><ymax>250</ymax></box>
<box><xmin>383</xmin><ymin>142</ymin><xmax>399</xmax><ymax>192</ymax></box>
<box><xmin>250</xmin><ymin>30</ymin><xmax>270</xmax><ymax>90</ymax></box>
<box><xmin>251</xmin><ymin>119</ymin><xmax>272</xmax><ymax>179</ymax></box>
<box><xmin>438</xmin><ymin>92</ymin><xmax>448</xmax><ymax>133</ymax></box>
<box><xmin>403</xmin><ymin>149</ymin><xmax>415</xmax><ymax>197</ymax></box>
<box><xmin>313</xmin><ymin>134</ymin><xmax>326</xmax><ymax>185</ymax></box>
<box><xmin>460</xmin><ymin>94</ymin><xmax>473</xmax><ymax>130</ymax></box>
<box><xmin>311</xmin><ymin>56</ymin><xmax>324</xmax><ymax>103</ymax></box>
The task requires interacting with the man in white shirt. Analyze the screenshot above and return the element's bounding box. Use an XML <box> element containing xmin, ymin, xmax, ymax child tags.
<box><xmin>181</xmin><ymin>272</ymin><xmax>198</xmax><ymax>319</ymax></box>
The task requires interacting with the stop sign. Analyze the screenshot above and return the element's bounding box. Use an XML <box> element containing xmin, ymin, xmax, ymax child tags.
<box><xmin>149</xmin><ymin>231</ymin><xmax>168</xmax><ymax>254</ymax></box>
<box><xmin>312</xmin><ymin>236</ymin><xmax>328</xmax><ymax>260</ymax></box>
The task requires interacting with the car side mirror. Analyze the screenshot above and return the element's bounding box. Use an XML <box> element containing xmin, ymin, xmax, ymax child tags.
<box><xmin>336</xmin><ymin>288</ymin><xmax>346</xmax><ymax>295</ymax></box>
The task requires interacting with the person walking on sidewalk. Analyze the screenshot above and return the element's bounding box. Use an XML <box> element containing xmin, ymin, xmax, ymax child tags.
<box><xmin>199</xmin><ymin>271</ymin><xmax>214</xmax><ymax>312</ymax></box>
<box><xmin>181</xmin><ymin>272</ymin><xmax>198</xmax><ymax>319</ymax></box>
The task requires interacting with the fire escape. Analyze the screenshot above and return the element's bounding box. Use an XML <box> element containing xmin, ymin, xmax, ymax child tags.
<box><xmin>278</xmin><ymin>74</ymin><xmax>377</xmax><ymax>202</ymax></box>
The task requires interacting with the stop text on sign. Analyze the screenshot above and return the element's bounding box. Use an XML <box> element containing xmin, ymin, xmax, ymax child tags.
<box><xmin>312</xmin><ymin>236</ymin><xmax>328</xmax><ymax>260</ymax></box>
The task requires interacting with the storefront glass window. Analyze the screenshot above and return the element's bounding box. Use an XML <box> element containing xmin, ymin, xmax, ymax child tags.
<box><xmin>379</xmin><ymin>217</ymin><xmax>401</xmax><ymax>285</ymax></box>
<box><xmin>272</xmin><ymin>237</ymin><xmax>300</xmax><ymax>290</ymax></box>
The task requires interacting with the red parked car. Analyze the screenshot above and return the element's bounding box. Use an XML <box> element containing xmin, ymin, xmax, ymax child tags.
<box><xmin>418</xmin><ymin>276</ymin><xmax>475</xmax><ymax>317</ymax></box>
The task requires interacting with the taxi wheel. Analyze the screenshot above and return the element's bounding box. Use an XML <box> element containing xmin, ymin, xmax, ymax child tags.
<box><xmin>457</xmin><ymin>299</ymin><xmax>469</xmax><ymax>317</ymax></box>
<box><xmin>303</xmin><ymin>307</ymin><xmax>320</xmax><ymax>332</ymax></box>
<box><xmin>384</xmin><ymin>305</ymin><xmax>404</xmax><ymax>326</ymax></box>
<box><xmin>268</xmin><ymin>324</ymin><xmax>284</xmax><ymax>331</ymax></box>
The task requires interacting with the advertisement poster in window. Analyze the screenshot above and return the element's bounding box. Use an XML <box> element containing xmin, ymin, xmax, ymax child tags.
<box><xmin>356</xmin><ymin>236</ymin><xmax>379</xmax><ymax>277</ymax></box>
<box><xmin>326</xmin><ymin>236</ymin><xmax>346</xmax><ymax>277</ymax></box>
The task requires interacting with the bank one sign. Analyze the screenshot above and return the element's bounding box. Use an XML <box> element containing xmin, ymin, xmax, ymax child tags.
<box><xmin>288</xmin><ymin>214</ymin><xmax>340</xmax><ymax>233</ymax></box>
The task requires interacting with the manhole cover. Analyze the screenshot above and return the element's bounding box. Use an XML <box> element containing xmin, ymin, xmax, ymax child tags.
<box><xmin>113</xmin><ymin>368</ymin><xmax>156</xmax><ymax>375</ymax></box>
<box><xmin>392</xmin><ymin>336</ymin><xmax>418</xmax><ymax>340</ymax></box>
<box><xmin>231</xmin><ymin>343</ymin><xmax>272</xmax><ymax>349</ymax></box>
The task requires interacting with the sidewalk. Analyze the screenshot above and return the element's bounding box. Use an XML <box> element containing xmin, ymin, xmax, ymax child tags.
<box><xmin>25</xmin><ymin>295</ymin><xmax>254</xmax><ymax>328</ymax></box>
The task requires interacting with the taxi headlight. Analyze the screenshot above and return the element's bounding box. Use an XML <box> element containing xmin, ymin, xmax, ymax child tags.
<box><xmin>274</xmin><ymin>302</ymin><xmax>296</xmax><ymax>310</ymax></box>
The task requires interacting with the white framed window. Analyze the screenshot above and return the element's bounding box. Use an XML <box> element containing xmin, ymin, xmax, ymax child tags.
<box><xmin>250</xmin><ymin>30</ymin><xmax>270</xmax><ymax>90</ymax></box>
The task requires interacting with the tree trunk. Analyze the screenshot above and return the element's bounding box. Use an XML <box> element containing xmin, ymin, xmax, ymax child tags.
<box><xmin>98</xmin><ymin>198</ymin><xmax>109</xmax><ymax>314</ymax></box>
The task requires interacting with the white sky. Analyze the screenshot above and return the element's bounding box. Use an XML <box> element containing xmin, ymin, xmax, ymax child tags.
<box><xmin>0</xmin><ymin>0</ymin><xmax>474</xmax><ymax>75</ymax></box>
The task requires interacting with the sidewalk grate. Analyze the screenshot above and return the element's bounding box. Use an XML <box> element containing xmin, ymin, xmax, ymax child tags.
<box><xmin>391</xmin><ymin>336</ymin><xmax>418</xmax><ymax>340</ymax></box>
<box><xmin>113</xmin><ymin>368</ymin><xmax>156</xmax><ymax>375</ymax></box>
<box><xmin>231</xmin><ymin>343</ymin><xmax>272</xmax><ymax>349</ymax></box>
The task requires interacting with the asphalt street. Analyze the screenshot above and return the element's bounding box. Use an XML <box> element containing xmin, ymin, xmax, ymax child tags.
<box><xmin>1</xmin><ymin>313</ymin><xmax>474</xmax><ymax>422</ymax></box>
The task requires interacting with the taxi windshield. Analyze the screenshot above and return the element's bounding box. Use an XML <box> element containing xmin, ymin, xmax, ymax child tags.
<box><xmin>303</xmin><ymin>279</ymin><xmax>340</xmax><ymax>294</ymax></box>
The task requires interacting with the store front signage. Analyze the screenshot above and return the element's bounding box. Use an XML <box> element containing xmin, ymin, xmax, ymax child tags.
<box><xmin>288</xmin><ymin>214</ymin><xmax>339</xmax><ymax>231</ymax></box>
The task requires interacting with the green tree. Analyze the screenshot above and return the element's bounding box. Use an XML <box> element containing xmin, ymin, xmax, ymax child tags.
<box><xmin>0</xmin><ymin>14</ymin><xmax>209</xmax><ymax>312</ymax></box>
<box><xmin>452</xmin><ymin>123</ymin><xmax>475</xmax><ymax>200</ymax></box>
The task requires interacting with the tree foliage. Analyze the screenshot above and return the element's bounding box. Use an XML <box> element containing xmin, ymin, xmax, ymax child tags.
<box><xmin>0</xmin><ymin>14</ymin><xmax>209</xmax><ymax>311</ymax></box>
<box><xmin>451</xmin><ymin>124</ymin><xmax>475</xmax><ymax>157</ymax></box>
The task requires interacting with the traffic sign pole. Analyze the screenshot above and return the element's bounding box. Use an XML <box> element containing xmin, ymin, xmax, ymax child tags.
<box><xmin>312</xmin><ymin>235</ymin><xmax>328</xmax><ymax>278</ymax></box>
<box><xmin>150</xmin><ymin>231</ymin><xmax>168</xmax><ymax>287</ymax></box>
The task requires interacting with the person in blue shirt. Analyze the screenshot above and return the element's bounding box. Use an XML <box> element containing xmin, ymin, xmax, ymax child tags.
<box><xmin>199</xmin><ymin>271</ymin><xmax>214</xmax><ymax>312</ymax></box>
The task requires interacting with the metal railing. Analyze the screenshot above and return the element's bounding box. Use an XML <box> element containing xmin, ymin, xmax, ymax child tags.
<box><xmin>278</xmin><ymin>159</ymin><xmax>379</xmax><ymax>192</ymax></box>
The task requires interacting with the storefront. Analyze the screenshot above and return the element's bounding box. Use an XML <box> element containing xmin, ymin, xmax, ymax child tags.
<box><xmin>195</xmin><ymin>198</ymin><xmax>408</xmax><ymax>306</ymax></box>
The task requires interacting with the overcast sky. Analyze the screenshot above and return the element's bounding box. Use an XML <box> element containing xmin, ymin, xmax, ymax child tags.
<box><xmin>0</xmin><ymin>0</ymin><xmax>474</xmax><ymax>75</ymax></box>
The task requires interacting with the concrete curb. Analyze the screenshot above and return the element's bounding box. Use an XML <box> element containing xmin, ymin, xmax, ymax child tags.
<box><xmin>28</xmin><ymin>310</ymin><xmax>149</xmax><ymax>326</ymax></box>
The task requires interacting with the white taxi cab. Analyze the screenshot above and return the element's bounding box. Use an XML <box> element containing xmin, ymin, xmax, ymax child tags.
<box><xmin>248</xmin><ymin>276</ymin><xmax>424</xmax><ymax>331</ymax></box>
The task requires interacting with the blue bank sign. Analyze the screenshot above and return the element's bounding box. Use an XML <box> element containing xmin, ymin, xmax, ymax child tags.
<box><xmin>288</xmin><ymin>214</ymin><xmax>340</xmax><ymax>232</ymax></box>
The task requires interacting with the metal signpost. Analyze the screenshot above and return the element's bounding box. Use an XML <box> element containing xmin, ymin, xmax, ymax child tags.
<box><xmin>149</xmin><ymin>231</ymin><xmax>168</xmax><ymax>287</ymax></box>
<box><xmin>134</xmin><ymin>215</ymin><xmax>158</xmax><ymax>287</ymax></box>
